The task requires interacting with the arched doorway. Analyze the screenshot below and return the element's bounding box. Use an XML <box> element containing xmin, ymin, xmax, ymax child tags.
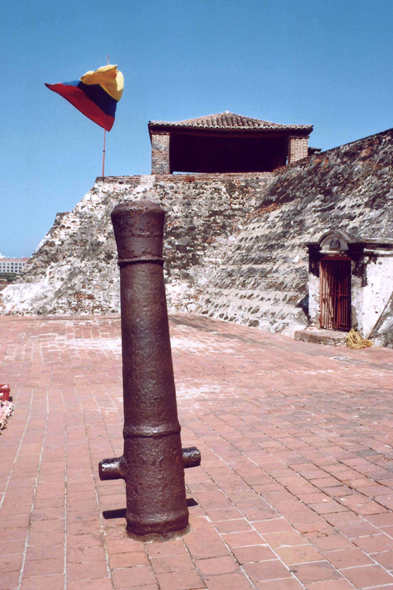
<box><xmin>302</xmin><ymin>230</ymin><xmax>393</xmax><ymax>345</ymax></box>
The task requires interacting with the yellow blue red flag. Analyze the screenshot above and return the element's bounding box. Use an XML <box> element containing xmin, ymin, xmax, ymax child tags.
<box><xmin>45</xmin><ymin>65</ymin><xmax>124</xmax><ymax>131</ymax></box>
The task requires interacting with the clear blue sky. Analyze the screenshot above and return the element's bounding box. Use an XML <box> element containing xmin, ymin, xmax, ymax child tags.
<box><xmin>1</xmin><ymin>0</ymin><xmax>392</xmax><ymax>258</ymax></box>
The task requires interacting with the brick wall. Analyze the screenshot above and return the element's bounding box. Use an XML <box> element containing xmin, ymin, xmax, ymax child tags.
<box><xmin>288</xmin><ymin>135</ymin><xmax>309</xmax><ymax>163</ymax></box>
<box><xmin>151</xmin><ymin>133</ymin><xmax>170</xmax><ymax>174</ymax></box>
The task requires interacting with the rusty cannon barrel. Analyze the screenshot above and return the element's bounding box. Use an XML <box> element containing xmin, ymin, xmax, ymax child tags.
<box><xmin>99</xmin><ymin>200</ymin><xmax>201</xmax><ymax>539</ymax></box>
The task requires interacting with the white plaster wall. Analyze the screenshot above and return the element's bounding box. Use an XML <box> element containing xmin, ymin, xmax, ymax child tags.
<box><xmin>350</xmin><ymin>266</ymin><xmax>364</xmax><ymax>333</ymax></box>
<box><xmin>361</xmin><ymin>255</ymin><xmax>393</xmax><ymax>338</ymax></box>
<box><xmin>308</xmin><ymin>272</ymin><xmax>320</xmax><ymax>325</ymax></box>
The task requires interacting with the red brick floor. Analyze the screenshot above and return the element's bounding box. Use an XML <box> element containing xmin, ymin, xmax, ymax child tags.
<box><xmin>1</xmin><ymin>313</ymin><xmax>393</xmax><ymax>590</ymax></box>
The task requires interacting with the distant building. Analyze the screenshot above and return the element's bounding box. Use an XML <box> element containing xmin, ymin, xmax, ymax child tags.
<box><xmin>149</xmin><ymin>112</ymin><xmax>313</xmax><ymax>174</ymax></box>
<box><xmin>0</xmin><ymin>258</ymin><xmax>28</xmax><ymax>274</ymax></box>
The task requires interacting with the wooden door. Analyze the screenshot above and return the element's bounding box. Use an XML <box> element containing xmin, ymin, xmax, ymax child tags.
<box><xmin>320</xmin><ymin>258</ymin><xmax>351</xmax><ymax>331</ymax></box>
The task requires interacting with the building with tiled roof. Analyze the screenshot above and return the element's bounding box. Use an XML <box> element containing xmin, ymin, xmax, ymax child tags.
<box><xmin>148</xmin><ymin>112</ymin><xmax>313</xmax><ymax>174</ymax></box>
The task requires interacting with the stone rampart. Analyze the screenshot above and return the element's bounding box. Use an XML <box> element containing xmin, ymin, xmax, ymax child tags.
<box><xmin>196</xmin><ymin>128</ymin><xmax>393</xmax><ymax>345</ymax></box>
<box><xmin>2</xmin><ymin>128</ymin><xmax>392</xmax><ymax>347</ymax></box>
<box><xmin>1</xmin><ymin>173</ymin><xmax>271</xmax><ymax>316</ymax></box>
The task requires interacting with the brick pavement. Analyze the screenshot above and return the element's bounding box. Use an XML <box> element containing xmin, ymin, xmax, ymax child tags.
<box><xmin>1</xmin><ymin>313</ymin><xmax>393</xmax><ymax>590</ymax></box>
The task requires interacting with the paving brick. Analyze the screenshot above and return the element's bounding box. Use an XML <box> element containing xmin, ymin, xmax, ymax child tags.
<box><xmin>294</xmin><ymin>519</ymin><xmax>336</xmax><ymax>539</ymax></box>
<box><xmin>2</xmin><ymin>315</ymin><xmax>393</xmax><ymax>590</ymax></box>
<box><xmin>0</xmin><ymin>539</ymin><xmax>26</xmax><ymax>556</ymax></box>
<box><xmin>66</xmin><ymin>532</ymin><xmax>104</xmax><ymax>548</ymax></box>
<box><xmin>220</xmin><ymin>531</ymin><xmax>264</xmax><ymax>548</ymax></box>
<box><xmin>205</xmin><ymin>508</ymin><xmax>243</xmax><ymax>521</ymax></box>
<box><xmin>261</xmin><ymin>530</ymin><xmax>306</xmax><ymax>548</ymax></box>
<box><xmin>110</xmin><ymin>551</ymin><xmax>150</xmax><ymax>568</ymax></box>
<box><xmin>336</xmin><ymin>521</ymin><xmax>380</xmax><ymax>538</ymax></box>
<box><xmin>0</xmin><ymin>553</ymin><xmax>23</xmax><ymax>572</ymax></box>
<box><xmin>112</xmin><ymin>566</ymin><xmax>157</xmax><ymax>588</ymax></box>
<box><xmin>195</xmin><ymin>556</ymin><xmax>239</xmax><ymax>575</ymax></box>
<box><xmin>214</xmin><ymin>518</ymin><xmax>253</xmax><ymax>533</ymax></box>
<box><xmin>367</xmin><ymin>513</ymin><xmax>393</xmax><ymax>527</ymax></box>
<box><xmin>185</xmin><ymin>541</ymin><xmax>230</xmax><ymax>559</ymax></box>
<box><xmin>353</xmin><ymin>534</ymin><xmax>393</xmax><ymax>553</ymax></box>
<box><xmin>308</xmin><ymin>501</ymin><xmax>349</xmax><ymax>515</ymax></box>
<box><xmin>203</xmin><ymin>572</ymin><xmax>255</xmax><ymax>589</ymax></box>
<box><xmin>342</xmin><ymin>565</ymin><xmax>393</xmax><ymax>588</ymax></box>
<box><xmin>0</xmin><ymin>570</ymin><xmax>20</xmax><ymax>590</ymax></box>
<box><xmin>29</xmin><ymin>518</ymin><xmax>65</xmax><ymax>533</ymax></box>
<box><xmin>304</xmin><ymin>580</ymin><xmax>355</xmax><ymax>590</ymax></box>
<box><xmin>23</xmin><ymin>556</ymin><xmax>64</xmax><ymax>577</ymax></box>
<box><xmin>107</xmin><ymin>538</ymin><xmax>147</xmax><ymax>555</ymax></box>
<box><xmin>67</xmin><ymin>544</ymin><xmax>106</xmax><ymax>563</ymax></box>
<box><xmin>67</xmin><ymin>560</ymin><xmax>110</xmax><ymax>581</ymax></box>
<box><xmin>26</xmin><ymin>543</ymin><xmax>64</xmax><ymax>561</ymax></box>
<box><xmin>68</xmin><ymin>580</ymin><xmax>113</xmax><ymax>590</ymax></box>
<box><xmin>255</xmin><ymin>579</ymin><xmax>304</xmax><ymax>590</ymax></box>
<box><xmin>373</xmin><ymin>551</ymin><xmax>393</xmax><ymax>569</ymax></box>
<box><xmin>20</xmin><ymin>574</ymin><xmax>65</xmax><ymax>590</ymax></box>
<box><xmin>150</xmin><ymin>553</ymin><xmax>195</xmax><ymax>573</ymax></box>
<box><xmin>28</xmin><ymin>530</ymin><xmax>65</xmax><ymax>546</ymax></box>
<box><xmin>231</xmin><ymin>544</ymin><xmax>276</xmax><ymax>564</ymax></box>
<box><xmin>1</xmin><ymin>527</ymin><xmax>28</xmax><ymax>541</ymax></box>
<box><xmin>155</xmin><ymin>569</ymin><xmax>203</xmax><ymax>590</ymax></box>
<box><xmin>0</xmin><ymin>512</ymin><xmax>31</xmax><ymax>528</ymax></box>
<box><xmin>324</xmin><ymin>548</ymin><xmax>373</xmax><ymax>569</ymax></box>
<box><xmin>243</xmin><ymin>559</ymin><xmax>291</xmax><ymax>582</ymax></box>
<box><xmin>276</xmin><ymin>544</ymin><xmax>324</xmax><ymax>565</ymax></box>
<box><xmin>292</xmin><ymin>561</ymin><xmax>343</xmax><ymax>584</ymax></box>
<box><xmin>324</xmin><ymin>512</ymin><xmax>363</xmax><ymax>527</ymax></box>
<box><xmin>253</xmin><ymin>518</ymin><xmax>293</xmax><ymax>534</ymax></box>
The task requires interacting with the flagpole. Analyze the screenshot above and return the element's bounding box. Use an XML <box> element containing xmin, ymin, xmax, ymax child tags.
<box><xmin>101</xmin><ymin>54</ymin><xmax>110</xmax><ymax>178</ymax></box>
<box><xmin>102</xmin><ymin>130</ymin><xmax>106</xmax><ymax>177</ymax></box>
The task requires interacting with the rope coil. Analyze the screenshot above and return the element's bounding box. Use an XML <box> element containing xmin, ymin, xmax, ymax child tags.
<box><xmin>347</xmin><ymin>329</ymin><xmax>373</xmax><ymax>349</ymax></box>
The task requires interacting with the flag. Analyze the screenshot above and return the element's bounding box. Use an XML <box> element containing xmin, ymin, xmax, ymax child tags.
<box><xmin>45</xmin><ymin>65</ymin><xmax>124</xmax><ymax>131</ymax></box>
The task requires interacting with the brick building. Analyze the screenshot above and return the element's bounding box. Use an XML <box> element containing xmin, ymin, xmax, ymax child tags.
<box><xmin>149</xmin><ymin>112</ymin><xmax>312</xmax><ymax>174</ymax></box>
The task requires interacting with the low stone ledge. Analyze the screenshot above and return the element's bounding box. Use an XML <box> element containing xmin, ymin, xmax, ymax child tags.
<box><xmin>294</xmin><ymin>328</ymin><xmax>348</xmax><ymax>346</ymax></box>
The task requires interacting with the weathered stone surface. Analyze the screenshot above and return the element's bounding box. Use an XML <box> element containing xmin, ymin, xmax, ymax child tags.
<box><xmin>196</xmin><ymin>128</ymin><xmax>393</xmax><ymax>345</ymax></box>
<box><xmin>1</xmin><ymin>128</ymin><xmax>392</xmax><ymax>347</ymax></box>
<box><xmin>1</xmin><ymin>173</ymin><xmax>271</xmax><ymax>316</ymax></box>
<box><xmin>294</xmin><ymin>328</ymin><xmax>348</xmax><ymax>347</ymax></box>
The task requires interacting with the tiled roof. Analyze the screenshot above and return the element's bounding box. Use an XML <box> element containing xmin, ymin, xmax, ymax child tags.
<box><xmin>149</xmin><ymin>112</ymin><xmax>312</xmax><ymax>132</ymax></box>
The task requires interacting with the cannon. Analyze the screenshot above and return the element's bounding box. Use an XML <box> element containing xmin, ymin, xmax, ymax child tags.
<box><xmin>99</xmin><ymin>200</ymin><xmax>201</xmax><ymax>539</ymax></box>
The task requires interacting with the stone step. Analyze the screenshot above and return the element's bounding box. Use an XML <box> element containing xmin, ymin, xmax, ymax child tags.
<box><xmin>294</xmin><ymin>327</ymin><xmax>348</xmax><ymax>346</ymax></box>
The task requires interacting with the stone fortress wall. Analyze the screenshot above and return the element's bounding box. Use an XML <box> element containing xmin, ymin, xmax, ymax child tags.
<box><xmin>1</xmin><ymin>173</ymin><xmax>271</xmax><ymax>316</ymax></box>
<box><xmin>2</xmin><ymin>128</ymin><xmax>392</xmax><ymax>347</ymax></box>
<box><xmin>195</xmin><ymin>128</ymin><xmax>393</xmax><ymax>346</ymax></box>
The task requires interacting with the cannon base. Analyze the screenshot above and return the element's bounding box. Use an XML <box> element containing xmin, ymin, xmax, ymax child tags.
<box><xmin>126</xmin><ymin>524</ymin><xmax>190</xmax><ymax>543</ymax></box>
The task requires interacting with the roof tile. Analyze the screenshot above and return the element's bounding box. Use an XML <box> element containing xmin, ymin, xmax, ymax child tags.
<box><xmin>149</xmin><ymin>112</ymin><xmax>312</xmax><ymax>131</ymax></box>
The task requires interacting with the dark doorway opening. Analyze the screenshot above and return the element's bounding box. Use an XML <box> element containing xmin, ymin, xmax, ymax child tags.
<box><xmin>169</xmin><ymin>133</ymin><xmax>288</xmax><ymax>173</ymax></box>
<box><xmin>320</xmin><ymin>257</ymin><xmax>351</xmax><ymax>331</ymax></box>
